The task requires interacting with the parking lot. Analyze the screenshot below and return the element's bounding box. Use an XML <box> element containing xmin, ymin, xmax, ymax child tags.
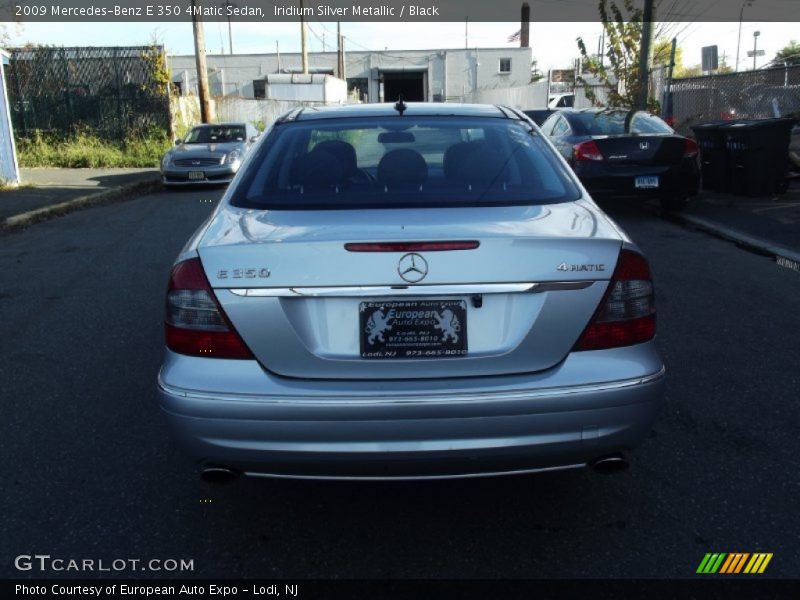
<box><xmin>1</xmin><ymin>189</ymin><xmax>799</xmax><ymax>579</ymax></box>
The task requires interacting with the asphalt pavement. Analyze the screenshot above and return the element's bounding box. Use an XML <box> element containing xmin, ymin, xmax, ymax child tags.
<box><xmin>1</xmin><ymin>190</ymin><xmax>799</xmax><ymax>579</ymax></box>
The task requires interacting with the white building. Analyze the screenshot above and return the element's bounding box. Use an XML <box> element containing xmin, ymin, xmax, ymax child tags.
<box><xmin>168</xmin><ymin>47</ymin><xmax>534</xmax><ymax>104</ymax></box>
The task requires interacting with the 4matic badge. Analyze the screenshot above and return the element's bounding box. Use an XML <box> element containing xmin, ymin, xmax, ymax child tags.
<box><xmin>557</xmin><ymin>262</ymin><xmax>605</xmax><ymax>272</ymax></box>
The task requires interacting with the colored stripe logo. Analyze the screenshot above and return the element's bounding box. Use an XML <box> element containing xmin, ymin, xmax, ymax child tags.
<box><xmin>697</xmin><ymin>553</ymin><xmax>773</xmax><ymax>574</ymax></box>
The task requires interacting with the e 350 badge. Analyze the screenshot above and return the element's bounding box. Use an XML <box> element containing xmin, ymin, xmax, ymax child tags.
<box><xmin>217</xmin><ymin>268</ymin><xmax>271</xmax><ymax>280</ymax></box>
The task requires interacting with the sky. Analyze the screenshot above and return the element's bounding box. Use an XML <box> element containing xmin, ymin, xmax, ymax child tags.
<box><xmin>2</xmin><ymin>20</ymin><xmax>798</xmax><ymax>72</ymax></box>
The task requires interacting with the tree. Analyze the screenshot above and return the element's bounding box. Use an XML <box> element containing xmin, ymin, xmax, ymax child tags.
<box><xmin>773</xmin><ymin>40</ymin><xmax>800</xmax><ymax>66</ymax></box>
<box><xmin>652</xmin><ymin>38</ymin><xmax>681</xmax><ymax>69</ymax></box>
<box><xmin>576</xmin><ymin>0</ymin><xmax>659</xmax><ymax>111</ymax></box>
<box><xmin>679</xmin><ymin>55</ymin><xmax>733</xmax><ymax>78</ymax></box>
<box><xmin>530</xmin><ymin>59</ymin><xmax>544</xmax><ymax>83</ymax></box>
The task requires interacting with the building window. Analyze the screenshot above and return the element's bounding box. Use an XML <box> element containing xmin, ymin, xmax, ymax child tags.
<box><xmin>499</xmin><ymin>58</ymin><xmax>512</xmax><ymax>74</ymax></box>
<box><xmin>253</xmin><ymin>79</ymin><xmax>266</xmax><ymax>99</ymax></box>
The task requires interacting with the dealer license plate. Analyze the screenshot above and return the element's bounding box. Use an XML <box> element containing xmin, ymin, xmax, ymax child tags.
<box><xmin>359</xmin><ymin>299</ymin><xmax>468</xmax><ymax>359</ymax></box>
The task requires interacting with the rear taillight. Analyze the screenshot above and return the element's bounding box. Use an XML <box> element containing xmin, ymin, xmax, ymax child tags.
<box><xmin>165</xmin><ymin>257</ymin><xmax>253</xmax><ymax>359</ymax></box>
<box><xmin>573</xmin><ymin>250</ymin><xmax>656</xmax><ymax>351</ymax></box>
<box><xmin>683</xmin><ymin>138</ymin><xmax>699</xmax><ymax>158</ymax></box>
<box><xmin>572</xmin><ymin>140</ymin><xmax>604</xmax><ymax>162</ymax></box>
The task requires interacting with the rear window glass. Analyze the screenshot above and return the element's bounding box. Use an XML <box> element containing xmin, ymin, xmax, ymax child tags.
<box><xmin>572</xmin><ymin>111</ymin><xmax>672</xmax><ymax>135</ymax></box>
<box><xmin>230</xmin><ymin>117</ymin><xmax>581</xmax><ymax>210</ymax></box>
<box><xmin>184</xmin><ymin>126</ymin><xmax>246</xmax><ymax>143</ymax></box>
<box><xmin>631</xmin><ymin>114</ymin><xmax>673</xmax><ymax>134</ymax></box>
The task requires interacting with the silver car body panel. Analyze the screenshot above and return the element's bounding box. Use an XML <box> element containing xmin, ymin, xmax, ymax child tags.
<box><xmin>197</xmin><ymin>202</ymin><xmax>624</xmax><ymax>379</ymax></box>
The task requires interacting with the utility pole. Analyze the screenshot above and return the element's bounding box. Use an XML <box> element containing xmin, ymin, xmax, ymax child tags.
<box><xmin>336</xmin><ymin>21</ymin><xmax>344</xmax><ymax>79</ymax></box>
<box><xmin>191</xmin><ymin>0</ymin><xmax>213</xmax><ymax>123</ymax></box>
<box><xmin>465</xmin><ymin>17</ymin><xmax>468</xmax><ymax>49</ymax></box>
<box><xmin>300</xmin><ymin>0</ymin><xmax>309</xmax><ymax>74</ymax></box>
<box><xmin>341</xmin><ymin>35</ymin><xmax>346</xmax><ymax>81</ymax></box>
<box><xmin>276</xmin><ymin>40</ymin><xmax>281</xmax><ymax>73</ymax></box>
<box><xmin>225</xmin><ymin>0</ymin><xmax>233</xmax><ymax>54</ymax></box>
<box><xmin>636</xmin><ymin>0</ymin><xmax>654</xmax><ymax>110</ymax></box>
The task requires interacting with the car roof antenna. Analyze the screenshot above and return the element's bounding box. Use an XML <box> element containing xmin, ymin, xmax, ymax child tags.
<box><xmin>394</xmin><ymin>95</ymin><xmax>407</xmax><ymax>116</ymax></box>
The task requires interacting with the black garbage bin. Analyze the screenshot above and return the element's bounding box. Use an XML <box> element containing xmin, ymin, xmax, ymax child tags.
<box><xmin>723</xmin><ymin>118</ymin><xmax>795</xmax><ymax>197</ymax></box>
<box><xmin>691</xmin><ymin>120</ymin><xmax>735</xmax><ymax>192</ymax></box>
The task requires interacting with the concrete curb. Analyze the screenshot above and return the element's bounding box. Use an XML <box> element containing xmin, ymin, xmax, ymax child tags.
<box><xmin>1</xmin><ymin>177</ymin><xmax>162</xmax><ymax>231</ymax></box>
<box><xmin>658</xmin><ymin>206</ymin><xmax>800</xmax><ymax>271</ymax></box>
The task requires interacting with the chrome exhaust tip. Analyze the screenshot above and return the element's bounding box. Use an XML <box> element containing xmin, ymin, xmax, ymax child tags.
<box><xmin>590</xmin><ymin>454</ymin><xmax>629</xmax><ymax>474</ymax></box>
<box><xmin>201</xmin><ymin>466</ymin><xmax>239</xmax><ymax>484</ymax></box>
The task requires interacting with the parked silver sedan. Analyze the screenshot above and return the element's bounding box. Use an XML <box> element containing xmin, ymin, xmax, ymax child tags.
<box><xmin>158</xmin><ymin>103</ymin><xmax>665</xmax><ymax>482</ymax></box>
<box><xmin>160</xmin><ymin>122</ymin><xmax>259</xmax><ymax>187</ymax></box>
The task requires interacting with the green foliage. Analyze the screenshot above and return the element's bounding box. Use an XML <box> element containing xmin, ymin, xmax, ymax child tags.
<box><xmin>576</xmin><ymin>0</ymin><xmax>659</xmax><ymax>111</ymax></box>
<box><xmin>774</xmin><ymin>40</ymin><xmax>800</xmax><ymax>66</ymax></box>
<box><xmin>16</xmin><ymin>129</ymin><xmax>171</xmax><ymax>168</ymax></box>
<box><xmin>530</xmin><ymin>59</ymin><xmax>545</xmax><ymax>83</ymax></box>
<box><xmin>142</xmin><ymin>44</ymin><xmax>171</xmax><ymax>97</ymax></box>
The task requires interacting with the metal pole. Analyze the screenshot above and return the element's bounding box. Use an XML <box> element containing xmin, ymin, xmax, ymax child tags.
<box><xmin>300</xmin><ymin>0</ymin><xmax>309</xmax><ymax>74</ymax></box>
<box><xmin>191</xmin><ymin>0</ymin><xmax>213</xmax><ymax>123</ymax></box>
<box><xmin>735</xmin><ymin>0</ymin><xmax>751</xmax><ymax>73</ymax></box>
<box><xmin>662</xmin><ymin>37</ymin><xmax>676</xmax><ymax>121</ymax></box>
<box><xmin>637</xmin><ymin>0</ymin><xmax>654</xmax><ymax>110</ymax></box>
<box><xmin>276</xmin><ymin>40</ymin><xmax>281</xmax><ymax>73</ymax></box>
<box><xmin>465</xmin><ymin>17</ymin><xmax>468</xmax><ymax>49</ymax></box>
<box><xmin>752</xmin><ymin>31</ymin><xmax>760</xmax><ymax>71</ymax></box>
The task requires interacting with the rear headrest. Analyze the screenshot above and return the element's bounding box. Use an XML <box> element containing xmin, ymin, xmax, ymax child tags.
<box><xmin>377</xmin><ymin>149</ymin><xmax>428</xmax><ymax>187</ymax></box>
<box><xmin>290</xmin><ymin>146</ymin><xmax>347</xmax><ymax>187</ymax></box>
<box><xmin>312</xmin><ymin>140</ymin><xmax>358</xmax><ymax>176</ymax></box>
<box><xmin>444</xmin><ymin>140</ymin><xmax>508</xmax><ymax>185</ymax></box>
<box><xmin>443</xmin><ymin>141</ymin><xmax>485</xmax><ymax>180</ymax></box>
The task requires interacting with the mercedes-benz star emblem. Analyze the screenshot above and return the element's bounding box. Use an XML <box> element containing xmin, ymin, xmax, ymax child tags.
<box><xmin>397</xmin><ymin>253</ymin><xmax>428</xmax><ymax>283</ymax></box>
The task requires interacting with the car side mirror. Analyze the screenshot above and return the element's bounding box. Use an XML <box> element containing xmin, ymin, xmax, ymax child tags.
<box><xmin>250</xmin><ymin>135</ymin><xmax>259</xmax><ymax>143</ymax></box>
<box><xmin>174</xmin><ymin>139</ymin><xmax>182</xmax><ymax>145</ymax></box>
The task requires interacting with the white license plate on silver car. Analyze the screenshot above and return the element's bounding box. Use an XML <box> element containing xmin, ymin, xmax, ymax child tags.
<box><xmin>188</xmin><ymin>171</ymin><xmax>205</xmax><ymax>180</ymax></box>
<box><xmin>635</xmin><ymin>176</ymin><xmax>659</xmax><ymax>189</ymax></box>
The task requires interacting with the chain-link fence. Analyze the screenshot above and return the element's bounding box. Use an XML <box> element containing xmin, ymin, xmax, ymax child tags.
<box><xmin>659</xmin><ymin>65</ymin><xmax>800</xmax><ymax>137</ymax></box>
<box><xmin>5</xmin><ymin>46</ymin><xmax>170</xmax><ymax>140</ymax></box>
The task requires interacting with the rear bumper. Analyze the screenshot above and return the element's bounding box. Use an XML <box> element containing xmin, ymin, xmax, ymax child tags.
<box><xmin>157</xmin><ymin>344</ymin><xmax>666</xmax><ymax>480</ymax></box>
<box><xmin>575</xmin><ymin>162</ymin><xmax>700</xmax><ymax>200</ymax></box>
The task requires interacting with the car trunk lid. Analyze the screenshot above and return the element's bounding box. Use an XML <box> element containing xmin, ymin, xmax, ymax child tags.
<box><xmin>592</xmin><ymin>134</ymin><xmax>686</xmax><ymax>166</ymax></box>
<box><xmin>199</xmin><ymin>203</ymin><xmax>622</xmax><ymax>380</ymax></box>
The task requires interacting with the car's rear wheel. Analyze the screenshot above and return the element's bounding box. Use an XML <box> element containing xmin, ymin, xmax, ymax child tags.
<box><xmin>660</xmin><ymin>196</ymin><xmax>689</xmax><ymax>212</ymax></box>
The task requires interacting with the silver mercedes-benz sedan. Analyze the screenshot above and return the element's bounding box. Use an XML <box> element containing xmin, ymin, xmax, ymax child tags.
<box><xmin>161</xmin><ymin>122</ymin><xmax>259</xmax><ymax>187</ymax></box>
<box><xmin>158</xmin><ymin>103</ymin><xmax>665</xmax><ymax>482</ymax></box>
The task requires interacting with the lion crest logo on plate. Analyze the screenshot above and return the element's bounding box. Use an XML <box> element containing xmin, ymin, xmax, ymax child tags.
<box><xmin>434</xmin><ymin>309</ymin><xmax>461</xmax><ymax>343</ymax></box>
<box><xmin>365</xmin><ymin>309</ymin><xmax>396</xmax><ymax>345</ymax></box>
